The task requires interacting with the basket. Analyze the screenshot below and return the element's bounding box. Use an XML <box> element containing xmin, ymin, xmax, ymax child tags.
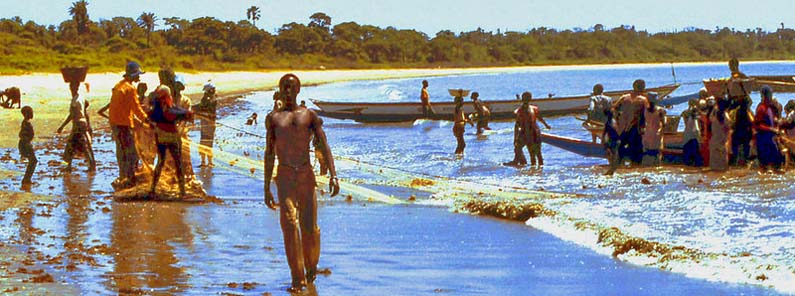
<box><xmin>60</xmin><ymin>66</ymin><xmax>89</xmax><ymax>83</ymax></box>
<box><xmin>702</xmin><ymin>79</ymin><xmax>727</xmax><ymax>96</ymax></box>
<box><xmin>447</xmin><ymin>89</ymin><xmax>470</xmax><ymax>97</ymax></box>
<box><xmin>663</xmin><ymin>115</ymin><xmax>681</xmax><ymax>134</ymax></box>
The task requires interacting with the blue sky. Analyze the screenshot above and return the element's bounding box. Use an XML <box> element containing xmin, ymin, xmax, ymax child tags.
<box><xmin>1</xmin><ymin>0</ymin><xmax>791</xmax><ymax>34</ymax></box>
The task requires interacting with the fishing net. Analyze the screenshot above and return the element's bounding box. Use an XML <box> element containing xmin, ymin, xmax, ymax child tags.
<box><xmin>113</xmin><ymin>123</ymin><xmax>216</xmax><ymax>202</ymax></box>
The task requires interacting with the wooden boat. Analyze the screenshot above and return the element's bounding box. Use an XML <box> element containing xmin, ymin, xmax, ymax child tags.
<box><xmin>540</xmin><ymin>133</ymin><xmax>685</xmax><ymax>164</ymax></box>
<box><xmin>578</xmin><ymin>115</ymin><xmax>683</xmax><ymax>148</ymax></box>
<box><xmin>704</xmin><ymin>75</ymin><xmax>795</xmax><ymax>94</ymax></box>
<box><xmin>311</xmin><ymin>84</ymin><xmax>680</xmax><ymax>123</ymax></box>
<box><xmin>751</xmin><ymin>75</ymin><xmax>795</xmax><ymax>93</ymax></box>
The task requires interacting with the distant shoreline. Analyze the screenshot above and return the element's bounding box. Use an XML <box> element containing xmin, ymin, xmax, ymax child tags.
<box><xmin>0</xmin><ymin>59</ymin><xmax>790</xmax><ymax>148</ymax></box>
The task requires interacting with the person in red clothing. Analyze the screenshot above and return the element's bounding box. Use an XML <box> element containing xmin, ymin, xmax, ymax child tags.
<box><xmin>148</xmin><ymin>85</ymin><xmax>193</xmax><ymax>198</ymax></box>
<box><xmin>698</xmin><ymin>96</ymin><xmax>714</xmax><ymax>166</ymax></box>
<box><xmin>754</xmin><ymin>85</ymin><xmax>784</xmax><ymax>172</ymax></box>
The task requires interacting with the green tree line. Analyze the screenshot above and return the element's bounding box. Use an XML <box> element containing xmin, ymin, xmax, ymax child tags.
<box><xmin>1</xmin><ymin>1</ymin><xmax>795</xmax><ymax>74</ymax></box>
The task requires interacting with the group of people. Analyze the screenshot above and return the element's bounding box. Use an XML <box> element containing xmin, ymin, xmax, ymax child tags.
<box><xmin>16</xmin><ymin>62</ymin><xmax>220</xmax><ymax>198</ymax></box>
<box><xmin>679</xmin><ymin>84</ymin><xmax>791</xmax><ymax>173</ymax></box>
<box><xmin>14</xmin><ymin>67</ymin><xmax>331</xmax><ymax>292</ymax></box>
<box><xmin>585</xmin><ymin>59</ymin><xmax>793</xmax><ymax>175</ymax></box>
<box><xmin>424</xmin><ymin>80</ymin><xmax>552</xmax><ymax>166</ymax></box>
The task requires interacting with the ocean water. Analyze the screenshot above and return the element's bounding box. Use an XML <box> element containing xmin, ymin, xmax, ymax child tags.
<box><xmin>224</xmin><ymin>62</ymin><xmax>795</xmax><ymax>293</ymax></box>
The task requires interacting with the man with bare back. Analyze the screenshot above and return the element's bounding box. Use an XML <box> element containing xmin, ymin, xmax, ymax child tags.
<box><xmin>503</xmin><ymin>92</ymin><xmax>551</xmax><ymax>166</ymax></box>
<box><xmin>612</xmin><ymin>79</ymin><xmax>648</xmax><ymax>164</ymax></box>
<box><xmin>264</xmin><ymin>73</ymin><xmax>340</xmax><ymax>292</ymax></box>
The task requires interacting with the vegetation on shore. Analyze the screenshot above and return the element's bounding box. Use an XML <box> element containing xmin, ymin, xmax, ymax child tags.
<box><xmin>2</xmin><ymin>1</ymin><xmax>795</xmax><ymax>74</ymax></box>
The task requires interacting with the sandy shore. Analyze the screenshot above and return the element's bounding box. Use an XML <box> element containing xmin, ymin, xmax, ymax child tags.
<box><xmin>0</xmin><ymin>60</ymin><xmax>789</xmax><ymax>148</ymax></box>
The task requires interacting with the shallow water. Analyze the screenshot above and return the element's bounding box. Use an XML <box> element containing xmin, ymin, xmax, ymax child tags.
<box><xmin>227</xmin><ymin>62</ymin><xmax>795</xmax><ymax>292</ymax></box>
<box><xmin>0</xmin><ymin>62</ymin><xmax>794</xmax><ymax>294</ymax></box>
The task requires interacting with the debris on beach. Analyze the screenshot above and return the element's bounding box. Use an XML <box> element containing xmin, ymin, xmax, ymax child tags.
<box><xmin>112</xmin><ymin>170</ymin><xmax>220</xmax><ymax>203</ymax></box>
<box><xmin>409</xmin><ymin>178</ymin><xmax>435</xmax><ymax>187</ymax></box>
<box><xmin>459</xmin><ymin>199</ymin><xmax>557</xmax><ymax>222</ymax></box>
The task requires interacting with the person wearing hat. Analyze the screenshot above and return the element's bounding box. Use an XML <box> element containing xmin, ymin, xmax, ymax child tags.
<box><xmin>107</xmin><ymin>61</ymin><xmax>148</xmax><ymax>188</ymax></box>
<box><xmin>504</xmin><ymin>92</ymin><xmax>551</xmax><ymax>167</ymax></box>
<box><xmin>197</xmin><ymin>81</ymin><xmax>218</xmax><ymax>167</ymax></box>
<box><xmin>452</xmin><ymin>95</ymin><xmax>470</xmax><ymax>155</ymax></box>
<box><xmin>641</xmin><ymin>92</ymin><xmax>666</xmax><ymax>166</ymax></box>
<box><xmin>612</xmin><ymin>79</ymin><xmax>648</xmax><ymax>165</ymax></box>
<box><xmin>172</xmin><ymin>75</ymin><xmax>195</xmax><ymax>180</ymax></box>
<box><xmin>586</xmin><ymin>83</ymin><xmax>612</xmax><ymax>143</ymax></box>
<box><xmin>754</xmin><ymin>85</ymin><xmax>784</xmax><ymax>172</ymax></box>
<box><xmin>263</xmin><ymin>73</ymin><xmax>340</xmax><ymax>292</ymax></box>
<box><xmin>680</xmin><ymin>95</ymin><xmax>703</xmax><ymax>166</ymax></box>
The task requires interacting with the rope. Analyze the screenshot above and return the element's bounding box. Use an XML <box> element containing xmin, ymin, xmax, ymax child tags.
<box><xmin>209</xmin><ymin>121</ymin><xmax>579</xmax><ymax>197</ymax></box>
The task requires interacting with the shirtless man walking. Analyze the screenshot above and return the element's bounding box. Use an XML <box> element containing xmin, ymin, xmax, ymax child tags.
<box><xmin>264</xmin><ymin>74</ymin><xmax>340</xmax><ymax>292</ymax></box>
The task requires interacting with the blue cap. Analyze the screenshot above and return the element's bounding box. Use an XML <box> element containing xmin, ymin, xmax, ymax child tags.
<box><xmin>761</xmin><ymin>85</ymin><xmax>773</xmax><ymax>100</ymax></box>
<box><xmin>125</xmin><ymin>61</ymin><xmax>144</xmax><ymax>78</ymax></box>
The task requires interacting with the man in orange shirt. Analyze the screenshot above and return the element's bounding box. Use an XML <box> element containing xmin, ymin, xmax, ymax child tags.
<box><xmin>101</xmin><ymin>62</ymin><xmax>148</xmax><ymax>188</ymax></box>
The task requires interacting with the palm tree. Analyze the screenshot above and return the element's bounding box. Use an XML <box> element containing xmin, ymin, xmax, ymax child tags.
<box><xmin>137</xmin><ymin>12</ymin><xmax>157</xmax><ymax>47</ymax></box>
<box><xmin>68</xmin><ymin>0</ymin><xmax>90</xmax><ymax>35</ymax></box>
<box><xmin>246</xmin><ymin>6</ymin><xmax>261</xmax><ymax>27</ymax></box>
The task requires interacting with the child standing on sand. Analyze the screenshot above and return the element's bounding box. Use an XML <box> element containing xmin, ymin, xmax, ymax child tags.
<box><xmin>18</xmin><ymin>106</ymin><xmax>37</xmax><ymax>186</ymax></box>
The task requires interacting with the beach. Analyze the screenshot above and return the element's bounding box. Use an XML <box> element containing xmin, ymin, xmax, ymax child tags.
<box><xmin>0</xmin><ymin>135</ymin><xmax>779</xmax><ymax>295</ymax></box>
<box><xmin>0</xmin><ymin>62</ymin><xmax>793</xmax><ymax>294</ymax></box>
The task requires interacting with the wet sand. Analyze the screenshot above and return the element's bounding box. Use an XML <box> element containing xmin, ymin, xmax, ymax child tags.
<box><xmin>0</xmin><ymin>133</ymin><xmax>782</xmax><ymax>295</ymax></box>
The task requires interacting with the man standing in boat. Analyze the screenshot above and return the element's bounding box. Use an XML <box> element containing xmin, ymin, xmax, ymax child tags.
<box><xmin>586</xmin><ymin>84</ymin><xmax>612</xmax><ymax>143</ymax></box>
<box><xmin>613</xmin><ymin>79</ymin><xmax>648</xmax><ymax>165</ymax></box>
<box><xmin>727</xmin><ymin>58</ymin><xmax>751</xmax><ymax>111</ymax></box>
<box><xmin>420</xmin><ymin>80</ymin><xmax>435</xmax><ymax>117</ymax></box>
<box><xmin>264</xmin><ymin>73</ymin><xmax>340</xmax><ymax>292</ymax></box>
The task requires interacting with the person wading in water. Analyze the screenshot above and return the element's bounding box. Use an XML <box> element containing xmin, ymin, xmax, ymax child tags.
<box><xmin>264</xmin><ymin>74</ymin><xmax>340</xmax><ymax>292</ymax></box>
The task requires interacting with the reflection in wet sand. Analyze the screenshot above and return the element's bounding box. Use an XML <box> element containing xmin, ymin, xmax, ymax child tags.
<box><xmin>63</xmin><ymin>173</ymin><xmax>94</xmax><ymax>272</ymax></box>
<box><xmin>107</xmin><ymin>202</ymin><xmax>194</xmax><ymax>294</ymax></box>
